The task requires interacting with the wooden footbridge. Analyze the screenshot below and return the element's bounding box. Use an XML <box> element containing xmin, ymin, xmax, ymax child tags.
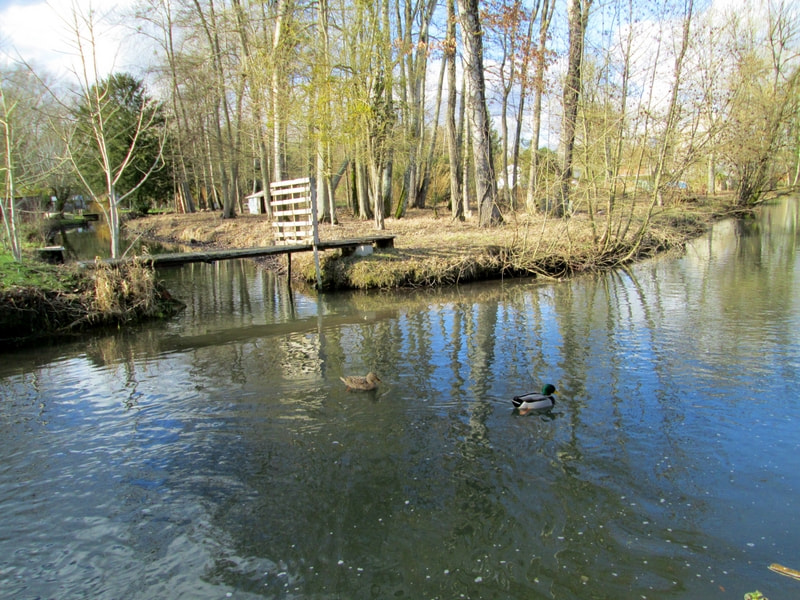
<box><xmin>82</xmin><ymin>177</ymin><xmax>395</xmax><ymax>288</ymax></box>
<box><xmin>126</xmin><ymin>235</ymin><xmax>395</xmax><ymax>269</ymax></box>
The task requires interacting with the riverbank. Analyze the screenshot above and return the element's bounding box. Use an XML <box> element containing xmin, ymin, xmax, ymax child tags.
<box><xmin>0</xmin><ymin>257</ymin><xmax>184</xmax><ymax>347</ymax></box>
<box><xmin>124</xmin><ymin>193</ymin><xmax>745</xmax><ymax>289</ymax></box>
<box><xmin>0</xmin><ymin>193</ymin><xmax>746</xmax><ymax>347</ymax></box>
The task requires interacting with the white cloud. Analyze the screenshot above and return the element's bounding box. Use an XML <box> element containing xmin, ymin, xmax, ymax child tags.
<box><xmin>0</xmin><ymin>0</ymin><xmax>135</xmax><ymax>81</ymax></box>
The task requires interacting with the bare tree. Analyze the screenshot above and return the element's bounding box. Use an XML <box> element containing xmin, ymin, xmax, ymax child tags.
<box><xmin>445</xmin><ymin>0</ymin><xmax>463</xmax><ymax>221</ymax></box>
<box><xmin>190</xmin><ymin>0</ymin><xmax>240</xmax><ymax>219</ymax></box>
<box><xmin>394</xmin><ymin>0</ymin><xmax>438</xmax><ymax>216</ymax></box>
<box><xmin>457</xmin><ymin>0</ymin><xmax>502</xmax><ymax>226</ymax></box>
<box><xmin>61</xmin><ymin>3</ymin><xmax>164</xmax><ymax>258</ymax></box>
<box><xmin>559</xmin><ymin>0</ymin><xmax>591</xmax><ymax>217</ymax></box>
<box><xmin>524</xmin><ymin>0</ymin><xmax>554</xmax><ymax>213</ymax></box>
<box><xmin>141</xmin><ymin>0</ymin><xmax>196</xmax><ymax>214</ymax></box>
<box><xmin>483</xmin><ymin>0</ymin><xmax>533</xmax><ymax>208</ymax></box>
<box><xmin>720</xmin><ymin>1</ymin><xmax>800</xmax><ymax>205</ymax></box>
<box><xmin>0</xmin><ymin>83</ymin><xmax>22</xmax><ymax>261</ymax></box>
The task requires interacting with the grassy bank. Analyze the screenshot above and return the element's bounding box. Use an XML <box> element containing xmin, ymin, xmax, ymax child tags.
<box><xmin>0</xmin><ymin>192</ymin><xmax>743</xmax><ymax>346</ymax></box>
<box><xmin>298</xmin><ymin>196</ymin><xmax>747</xmax><ymax>289</ymax></box>
<box><xmin>124</xmin><ymin>193</ymin><xmax>742</xmax><ymax>290</ymax></box>
<box><xmin>0</xmin><ymin>254</ymin><xmax>184</xmax><ymax>347</ymax></box>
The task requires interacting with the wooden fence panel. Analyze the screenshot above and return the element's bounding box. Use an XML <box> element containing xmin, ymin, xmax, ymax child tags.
<box><xmin>269</xmin><ymin>177</ymin><xmax>319</xmax><ymax>246</ymax></box>
<box><xmin>269</xmin><ymin>177</ymin><xmax>321</xmax><ymax>287</ymax></box>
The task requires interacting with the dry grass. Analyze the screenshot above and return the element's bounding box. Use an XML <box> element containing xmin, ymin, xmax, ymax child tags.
<box><xmin>124</xmin><ymin>195</ymin><xmax>739</xmax><ymax>289</ymax></box>
<box><xmin>92</xmin><ymin>259</ymin><xmax>158</xmax><ymax>316</ymax></box>
<box><xmin>0</xmin><ymin>259</ymin><xmax>184</xmax><ymax>346</ymax></box>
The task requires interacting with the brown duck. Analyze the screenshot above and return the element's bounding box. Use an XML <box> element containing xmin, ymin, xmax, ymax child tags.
<box><xmin>340</xmin><ymin>372</ymin><xmax>381</xmax><ymax>391</ymax></box>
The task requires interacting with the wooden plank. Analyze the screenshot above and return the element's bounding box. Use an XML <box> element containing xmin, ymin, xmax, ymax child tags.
<box><xmin>272</xmin><ymin>209</ymin><xmax>313</xmax><ymax>218</ymax></box>
<box><xmin>270</xmin><ymin>176</ymin><xmax>312</xmax><ymax>188</ymax></box>
<box><xmin>271</xmin><ymin>206</ymin><xmax>311</xmax><ymax>215</ymax></box>
<box><xmin>36</xmin><ymin>246</ymin><xmax>66</xmax><ymax>264</ymax></box>
<box><xmin>269</xmin><ymin>186</ymin><xmax>312</xmax><ymax>197</ymax></box>
<box><xmin>274</xmin><ymin>235</ymin><xmax>312</xmax><ymax>243</ymax></box>
<box><xmin>272</xmin><ymin>220</ymin><xmax>313</xmax><ymax>228</ymax></box>
<box><xmin>273</xmin><ymin>227</ymin><xmax>313</xmax><ymax>234</ymax></box>
<box><xmin>78</xmin><ymin>235</ymin><xmax>397</xmax><ymax>269</ymax></box>
<box><xmin>318</xmin><ymin>235</ymin><xmax>396</xmax><ymax>249</ymax></box>
<box><xmin>270</xmin><ymin>197</ymin><xmax>311</xmax><ymax>207</ymax></box>
<box><xmin>276</xmin><ymin>236</ymin><xmax>307</xmax><ymax>242</ymax></box>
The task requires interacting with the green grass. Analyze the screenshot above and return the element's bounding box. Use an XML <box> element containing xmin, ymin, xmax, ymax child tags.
<box><xmin>1</xmin><ymin>248</ymin><xmax>185</xmax><ymax>344</ymax></box>
<box><xmin>0</xmin><ymin>249</ymin><xmax>79</xmax><ymax>292</ymax></box>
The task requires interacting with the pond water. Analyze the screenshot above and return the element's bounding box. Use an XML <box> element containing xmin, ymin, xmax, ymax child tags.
<box><xmin>53</xmin><ymin>219</ymin><xmax>177</xmax><ymax>261</ymax></box>
<box><xmin>2</xmin><ymin>198</ymin><xmax>799</xmax><ymax>599</ymax></box>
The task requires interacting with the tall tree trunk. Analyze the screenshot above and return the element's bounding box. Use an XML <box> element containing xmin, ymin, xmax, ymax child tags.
<box><xmin>559</xmin><ymin>0</ymin><xmax>591</xmax><ymax>218</ymax></box>
<box><xmin>379</xmin><ymin>0</ymin><xmax>394</xmax><ymax>219</ymax></box>
<box><xmin>192</xmin><ymin>0</ymin><xmax>236</xmax><ymax>218</ymax></box>
<box><xmin>381</xmin><ymin>161</ymin><xmax>393</xmax><ymax>217</ymax></box>
<box><xmin>460</xmin><ymin>75</ymin><xmax>472</xmax><ymax>218</ymax></box>
<box><xmin>161</xmin><ymin>0</ymin><xmax>195</xmax><ymax>214</ymax></box>
<box><xmin>396</xmin><ymin>0</ymin><xmax>437</xmax><ymax>214</ymax></box>
<box><xmin>232</xmin><ymin>0</ymin><xmax>273</xmax><ymax>218</ymax></box>
<box><xmin>0</xmin><ymin>88</ymin><xmax>22</xmax><ymax>261</ymax></box>
<box><xmin>510</xmin><ymin>0</ymin><xmax>540</xmax><ymax>205</ymax></box>
<box><xmin>457</xmin><ymin>0</ymin><xmax>501</xmax><ymax>227</ymax></box>
<box><xmin>271</xmin><ymin>0</ymin><xmax>292</xmax><ymax>181</ymax></box>
<box><xmin>418</xmin><ymin>55</ymin><xmax>446</xmax><ymax>208</ymax></box>
<box><xmin>525</xmin><ymin>0</ymin><xmax>555</xmax><ymax>213</ymax></box>
<box><xmin>707</xmin><ymin>152</ymin><xmax>716</xmax><ymax>195</ymax></box>
<box><xmin>314</xmin><ymin>0</ymin><xmax>334</xmax><ymax>223</ymax></box>
<box><xmin>355</xmin><ymin>154</ymin><xmax>372</xmax><ymax>219</ymax></box>
<box><xmin>446</xmin><ymin>0</ymin><xmax>463</xmax><ymax>220</ymax></box>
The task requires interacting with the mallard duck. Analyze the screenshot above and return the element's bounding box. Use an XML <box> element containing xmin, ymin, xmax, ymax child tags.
<box><xmin>340</xmin><ymin>372</ymin><xmax>381</xmax><ymax>391</ymax></box>
<box><xmin>512</xmin><ymin>384</ymin><xmax>556</xmax><ymax>412</ymax></box>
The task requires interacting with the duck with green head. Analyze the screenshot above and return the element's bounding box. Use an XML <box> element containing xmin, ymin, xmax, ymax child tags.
<box><xmin>512</xmin><ymin>384</ymin><xmax>557</xmax><ymax>413</ymax></box>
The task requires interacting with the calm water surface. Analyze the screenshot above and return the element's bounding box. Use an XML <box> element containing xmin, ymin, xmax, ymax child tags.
<box><xmin>2</xmin><ymin>199</ymin><xmax>799</xmax><ymax>599</ymax></box>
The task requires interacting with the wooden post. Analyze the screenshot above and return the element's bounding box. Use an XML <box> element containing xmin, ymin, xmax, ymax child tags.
<box><xmin>308</xmin><ymin>176</ymin><xmax>322</xmax><ymax>289</ymax></box>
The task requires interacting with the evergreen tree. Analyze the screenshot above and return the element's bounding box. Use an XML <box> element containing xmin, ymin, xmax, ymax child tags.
<box><xmin>73</xmin><ymin>73</ymin><xmax>168</xmax><ymax>216</ymax></box>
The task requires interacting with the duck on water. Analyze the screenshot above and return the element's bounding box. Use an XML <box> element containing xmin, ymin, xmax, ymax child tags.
<box><xmin>340</xmin><ymin>372</ymin><xmax>381</xmax><ymax>391</ymax></box>
<box><xmin>512</xmin><ymin>384</ymin><xmax>557</xmax><ymax>414</ymax></box>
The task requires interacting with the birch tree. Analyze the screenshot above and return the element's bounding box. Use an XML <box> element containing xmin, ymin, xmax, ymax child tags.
<box><xmin>1</xmin><ymin>83</ymin><xmax>22</xmax><ymax>261</ymax></box>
